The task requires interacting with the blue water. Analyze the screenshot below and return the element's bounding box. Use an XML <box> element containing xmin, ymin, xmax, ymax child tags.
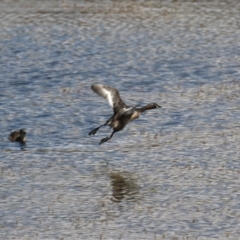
<box><xmin>1</xmin><ymin>1</ymin><xmax>240</xmax><ymax>239</ymax></box>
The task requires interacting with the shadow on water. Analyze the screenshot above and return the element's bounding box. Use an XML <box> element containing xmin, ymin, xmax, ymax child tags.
<box><xmin>109</xmin><ymin>171</ymin><xmax>140</xmax><ymax>203</ymax></box>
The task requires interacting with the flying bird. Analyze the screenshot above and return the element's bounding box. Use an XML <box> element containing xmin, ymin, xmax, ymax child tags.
<box><xmin>89</xmin><ymin>84</ymin><xmax>161</xmax><ymax>144</ymax></box>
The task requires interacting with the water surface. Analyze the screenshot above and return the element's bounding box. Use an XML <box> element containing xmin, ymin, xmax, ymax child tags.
<box><xmin>1</xmin><ymin>1</ymin><xmax>240</xmax><ymax>239</ymax></box>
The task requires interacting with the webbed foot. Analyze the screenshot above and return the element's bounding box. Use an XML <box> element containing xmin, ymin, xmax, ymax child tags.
<box><xmin>89</xmin><ymin>128</ymin><xmax>99</xmax><ymax>136</ymax></box>
<box><xmin>99</xmin><ymin>136</ymin><xmax>110</xmax><ymax>145</ymax></box>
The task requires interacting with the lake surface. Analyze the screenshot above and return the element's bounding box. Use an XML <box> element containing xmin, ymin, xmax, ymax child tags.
<box><xmin>1</xmin><ymin>0</ymin><xmax>240</xmax><ymax>239</ymax></box>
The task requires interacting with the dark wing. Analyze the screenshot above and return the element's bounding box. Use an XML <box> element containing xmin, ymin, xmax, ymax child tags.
<box><xmin>91</xmin><ymin>84</ymin><xmax>127</xmax><ymax>113</ymax></box>
<box><xmin>8</xmin><ymin>131</ymin><xmax>19</xmax><ymax>141</ymax></box>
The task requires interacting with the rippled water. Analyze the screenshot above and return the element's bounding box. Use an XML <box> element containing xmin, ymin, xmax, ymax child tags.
<box><xmin>1</xmin><ymin>0</ymin><xmax>240</xmax><ymax>239</ymax></box>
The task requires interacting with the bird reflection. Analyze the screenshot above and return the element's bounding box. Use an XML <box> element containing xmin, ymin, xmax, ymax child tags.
<box><xmin>20</xmin><ymin>142</ymin><xmax>27</xmax><ymax>151</ymax></box>
<box><xmin>110</xmin><ymin>172</ymin><xmax>139</xmax><ymax>203</ymax></box>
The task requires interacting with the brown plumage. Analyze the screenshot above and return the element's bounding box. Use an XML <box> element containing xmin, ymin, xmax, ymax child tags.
<box><xmin>89</xmin><ymin>84</ymin><xmax>161</xmax><ymax>144</ymax></box>
<box><xmin>8</xmin><ymin>129</ymin><xmax>26</xmax><ymax>143</ymax></box>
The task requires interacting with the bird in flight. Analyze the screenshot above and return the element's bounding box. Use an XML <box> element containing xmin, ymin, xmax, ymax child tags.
<box><xmin>89</xmin><ymin>84</ymin><xmax>161</xmax><ymax>144</ymax></box>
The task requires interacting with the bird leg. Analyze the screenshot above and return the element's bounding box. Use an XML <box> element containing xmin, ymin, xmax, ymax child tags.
<box><xmin>89</xmin><ymin>117</ymin><xmax>112</xmax><ymax>136</ymax></box>
<box><xmin>99</xmin><ymin>130</ymin><xmax>116</xmax><ymax>145</ymax></box>
<box><xmin>89</xmin><ymin>125</ymin><xmax>103</xmax><ymax>136</ymax></box>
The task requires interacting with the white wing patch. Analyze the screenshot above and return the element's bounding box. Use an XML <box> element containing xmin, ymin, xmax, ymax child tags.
<box><xmin>123</xmin><ymin>107</ymin><xmax>132</xmax><ymax>112</ymax></box>
<box><xmin>102</xmin><ymin>88</ymin><xmax>114</xmax><ymax>108</ymax></box>
<box><xmin>122</xmin><ymin>107</ymin><xmax>135</xmax><ymax>116</ymax></box>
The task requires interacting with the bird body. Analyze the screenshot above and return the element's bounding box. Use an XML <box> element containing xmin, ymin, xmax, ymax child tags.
<box><xmin>8</xmin><ymin>129</ymin><xmax>26</xmax><ymax>143</ymax></box>
<box><xmin>89</xmin><ymin>84</ymin><xmax>160</xmax><ymax>144</ymax></box>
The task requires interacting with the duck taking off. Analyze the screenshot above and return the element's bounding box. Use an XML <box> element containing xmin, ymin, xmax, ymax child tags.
<box><xmin>89</xmin><ymin>84</ymin><xmax>161</xmax><ymax>145</ymax></box>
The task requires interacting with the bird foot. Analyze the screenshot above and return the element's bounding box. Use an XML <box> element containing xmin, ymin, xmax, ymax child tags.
<box><xmin>99</xmin><ymin>136</ymin><xmax>110</xmax><ymax>145</ymax></box>
<box><xmin>89</xmin><ymin>128</ymin><xmax>99</xmax><ymax>136</ymax></box>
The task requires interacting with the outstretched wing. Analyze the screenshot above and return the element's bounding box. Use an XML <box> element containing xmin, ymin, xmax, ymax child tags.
<box><xmin>91</xmin><ymin>84</ymin><xmax>127</xmax><ymax>113</ymax></box>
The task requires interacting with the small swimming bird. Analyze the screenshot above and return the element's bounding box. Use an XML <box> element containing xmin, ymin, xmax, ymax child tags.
<box><xmin>8</xmin><ymin>129</ymin><xmax>26</xmax><ymax>143</ymax></box>
<box><xmin>89</xmin><ymin>84</ymin><xmax>161</xmax><ymax>144</ymax></box>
